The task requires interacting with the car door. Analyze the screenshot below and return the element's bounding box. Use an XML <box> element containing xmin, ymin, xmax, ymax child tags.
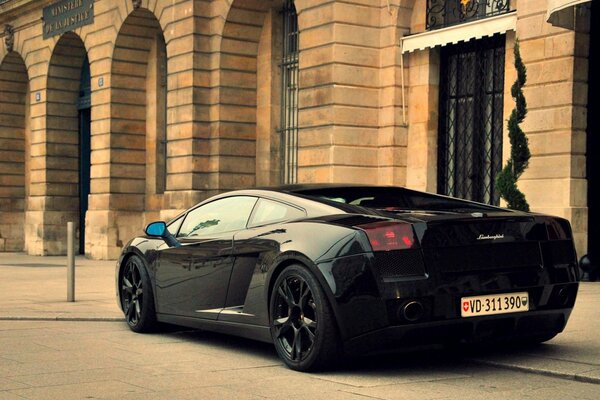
<box><xmin>154</xmin><ymin>196</ymin><xmax>258</xmax><ymax>319</ymax></box>
<box><xmin>219</xmin><ymin>198</ymin><xmax>306</xmax><ymax>326</ymax></box>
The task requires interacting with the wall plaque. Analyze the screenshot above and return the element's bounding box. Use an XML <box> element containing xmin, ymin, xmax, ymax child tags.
<box><xmin>43</xmin><ymin>0</ymin><xmax>94</xmax><ymax>39</ymax></box>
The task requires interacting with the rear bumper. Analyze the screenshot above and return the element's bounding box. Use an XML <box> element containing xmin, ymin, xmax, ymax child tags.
<box><xmin>344</xmin><ymin>308</ymin><xmax>571</xmax><ymax>355</ymax></box>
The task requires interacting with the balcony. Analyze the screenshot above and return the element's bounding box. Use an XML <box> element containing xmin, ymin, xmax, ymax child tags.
<box><xmin>426</xmin><ymin>0</ymin><xmax>511</xmax><ymax>30</ymax></box>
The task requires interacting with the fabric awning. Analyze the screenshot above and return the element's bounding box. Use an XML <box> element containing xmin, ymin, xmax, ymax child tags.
<box><xmin>546</xmin><ymin>0</ymin><xmax>591</xmax><ymax>29</ymax></box>
<box><xmin>401</xmin><ymin>12</ymin><xmax>517</xmax><ymax>54</ymax></box>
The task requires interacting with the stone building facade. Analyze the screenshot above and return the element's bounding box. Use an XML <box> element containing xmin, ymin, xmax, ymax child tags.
<box><xmin>0</xmin><ymin>0</ymin><xmax>595</xmax><ymax>260</ymax></box>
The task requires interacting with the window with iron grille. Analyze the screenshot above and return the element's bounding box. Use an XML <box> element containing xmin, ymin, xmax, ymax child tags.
<box><xmin>280</xmin><ymin>0</ymin><xmax>299</xmax><ymax>184</ymax></box>
<box><xmin>426</xmin><ymin>0</ymin><xmax>511</xmax><ymax>30</ymax></box>
<box><xmin>438</xmin><ymin>34</ymin><xmax>506</xmax><ymax>205</ymax></box>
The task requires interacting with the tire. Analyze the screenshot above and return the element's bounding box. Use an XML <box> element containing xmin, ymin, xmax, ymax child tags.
<box><xmin>120</xmin><ymin>255</ymin><xmax>158</xmax><ymax>333</ymax></box>
<box><xmin>269</xmin><ymin>264</ymin><xmax>341</xmax><ymax>371</ymax></box>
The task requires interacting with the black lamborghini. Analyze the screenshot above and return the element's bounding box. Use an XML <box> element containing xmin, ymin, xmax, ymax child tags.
<box><xmin>116</xmin><ymin>184</ymin><xmax>579</xmax><ymax>371</ymax></box>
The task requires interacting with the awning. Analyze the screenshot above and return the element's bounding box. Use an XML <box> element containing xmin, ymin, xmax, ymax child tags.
<box><xmin>546</xmin><ymin>0</ymin><xmax>591</xmax><ymax>29</ymax></box>
<box><xmin>401</xmin><ymin>12</ymin><xmax>516</xmax><ymax>54</ymax></box>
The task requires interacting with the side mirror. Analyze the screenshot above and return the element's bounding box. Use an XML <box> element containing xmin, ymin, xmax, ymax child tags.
<box><xmin>145</xmin><ymin>221</ymin><xmax>167</xmax><ymax>237</ymax></box>
<box><xmin>144</xmin><ymin>221</ymin><xmax>180</xmax><ymax>248</ymax></box>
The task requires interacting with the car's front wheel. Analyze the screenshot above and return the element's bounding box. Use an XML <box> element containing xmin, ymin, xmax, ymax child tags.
<box><xmin>120</xmin><ymin>255</ymin><xmax>157</xmax><ymax>333</ymax></box>
<box><xmin>269</xmin><ymin>264</ymin><xmax>341</xmax><ymax>371</ymax></box>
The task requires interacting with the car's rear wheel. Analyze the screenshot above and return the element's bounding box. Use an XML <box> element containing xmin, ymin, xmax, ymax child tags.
<box><xmin>270</xmin><ymin>264</ymin><xmax>341</xmax><ymax>371</ymax></box>
<box><xmin>120</xmin><ymin>255</ymin><xmax>157</xmax><ymax>332</ymax></box>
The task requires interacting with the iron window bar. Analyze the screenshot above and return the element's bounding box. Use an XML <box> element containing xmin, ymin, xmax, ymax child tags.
<box><xmin>426</xmin><ymin>0</ymin><xmax>511</xmax><ymax>30</ymax></box>
<box><xmin>437</xmin><ymin>35</ymin><xmax>506</xmax><ymax>205</ymax></box>
<box><xmin>279</xmin><ymin>0</ymin><xmax>299</xmax><ymax>184</ymax></box>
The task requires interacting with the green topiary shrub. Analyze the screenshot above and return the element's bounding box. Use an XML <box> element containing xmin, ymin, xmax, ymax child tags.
<box><xmin>496</xmin><ymin>39</ymin><xmax>531</xmax><ymax>211</ymax></box>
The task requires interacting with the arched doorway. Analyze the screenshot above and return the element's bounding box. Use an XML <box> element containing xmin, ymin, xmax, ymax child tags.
<box><xmin>0</xmin><ymin>52</ymin><xmax>28</xmax><ymax>252</ymax></box>
<box><xmin>78</xmin><ymin>56</ymin><xmax>91</xmax><ymax>254</ymax></box>
<box><xmin>219</xmin><ymin>0</ymin><xmax>298</xmax><ymax>188</ymax></box>
<box><xmin>45</xmin><ymin>32</ymin><xmax>89</xmax><ymax>254</ymax></box>
<box><xmin>109</xmin><ymin>8</ymin><xmax>167</xmax><ymax>235</ymax></box>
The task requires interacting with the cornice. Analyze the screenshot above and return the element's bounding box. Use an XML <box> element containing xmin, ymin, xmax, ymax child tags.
<box><xmin>0</xmin><ymin>0</ymin><xmax>56</xmax><ymax>25</ymax></box>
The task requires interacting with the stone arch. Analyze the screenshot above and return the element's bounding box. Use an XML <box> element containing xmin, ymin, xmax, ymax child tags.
<box><xmin>217</xmin><ymin>0</ymin><xmax>296</xmax><ymax>189</ymax></box>
<box><xmin>287</xmin><ymin>0</ymin><xmax>310</xmax><ymax>30</ymax></box>
<box><xmin>0</xmin><ymin>52</ymin><xmax>29</xmax><ymax>252</ymax></box>
<box><xmin>125</xmin><ymin>0</ymin><xmax>174</xmax><ymax>44</ymax></box>
<box><xmin>109</xmin><ymin>7</ymin><xmax>167</xmax><ymax>236</ymax></box>
<box><xmin>405</xmin><ymin>0</ymin><xmax>424</xmax><ymax>33</ymax></box>
<box><xmin>41</xmin><ymin>32</ymin><xmax>89</xmax><ymax>254</ymax></box>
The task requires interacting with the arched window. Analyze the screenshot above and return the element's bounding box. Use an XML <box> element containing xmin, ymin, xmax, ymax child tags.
<box><xmin>281</xmin><ymin>0</ymin><xmax>299</xmax><ymax>184</ymax></box>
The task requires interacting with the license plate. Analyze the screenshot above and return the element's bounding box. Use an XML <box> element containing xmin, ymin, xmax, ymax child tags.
<box><xmin>461</xmin><ymin>292</ymin><xmax>529</xmax><ymax>318</ymax></box>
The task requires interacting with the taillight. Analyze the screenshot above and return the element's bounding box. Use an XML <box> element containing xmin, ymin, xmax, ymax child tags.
<box><xmin>358</xmin><ymin>221</ymin><xmax>419</xmax><ymax>251</ymax></box>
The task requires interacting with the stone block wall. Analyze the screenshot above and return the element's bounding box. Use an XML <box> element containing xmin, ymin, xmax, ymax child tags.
<box><xmin>0</xmin><ymin>0</ymin><xmax>591</xmax><ymax>258</ymax></box>
<box><xmin>515</xmin><ymin>0</ymin><xmax>590</xmax><ymax>255</ymax></box>
<box><xmin>297</xmin><ymin>0</ymin><xmax>410</xmax><ymax>185</ymax></box>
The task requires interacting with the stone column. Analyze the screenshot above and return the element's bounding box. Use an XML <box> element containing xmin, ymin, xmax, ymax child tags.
<box><xmin>298</xmin><ymin>2</ymin><xmax>379</xmax><ymax>183</ymax></box>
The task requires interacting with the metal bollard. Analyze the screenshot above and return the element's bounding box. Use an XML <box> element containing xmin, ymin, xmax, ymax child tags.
<box><xmin>67</xmin><ymin>221</ymin><xmax>75</xmax><ymax>302</ymax></box>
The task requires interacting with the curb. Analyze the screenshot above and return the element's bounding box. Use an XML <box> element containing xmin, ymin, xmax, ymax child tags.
<box><xmin>468</xmin><ymin>358</ymin><xmax>600</xmax><ymax>385</ymax></box>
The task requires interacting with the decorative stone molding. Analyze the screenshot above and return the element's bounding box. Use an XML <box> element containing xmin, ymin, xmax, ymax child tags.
<box><xmin>132</xmin><ymin>0</ymin><xmax>142</xmax><ymax>10</ymax></box>
<box><xmin>4</xmin><ymin>24</ymin><xmax>14</xmax><ymax>52</ymax></box>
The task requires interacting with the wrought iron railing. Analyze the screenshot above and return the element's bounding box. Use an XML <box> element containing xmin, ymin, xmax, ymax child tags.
<box><xmin>426</xmin><ymin>0</ymin><xmax>511</xmax><ymax>30</ymax></box>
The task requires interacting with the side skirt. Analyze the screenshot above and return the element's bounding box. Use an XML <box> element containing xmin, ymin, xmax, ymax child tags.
<box><xmin>156</xmin><ymin>313</ymin><xmax>273</xmax><ymax>344</ymax></box>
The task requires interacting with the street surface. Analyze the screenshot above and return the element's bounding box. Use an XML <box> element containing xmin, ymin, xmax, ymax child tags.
<box><xmin>0</xmin><ymin>253</ymin><xmax>599</xmax><ymax>399</ymax></box>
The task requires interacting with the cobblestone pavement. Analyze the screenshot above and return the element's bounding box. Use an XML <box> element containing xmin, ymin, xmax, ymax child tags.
<box><xmin>0</xmin><ymin>320</ymin><xmax>599</xmax><ymax>400</ymax></box>
<box><xmin>0</xmin><ymin>253</ymin><xmax>599</xmax><ymax>398</ymax></box>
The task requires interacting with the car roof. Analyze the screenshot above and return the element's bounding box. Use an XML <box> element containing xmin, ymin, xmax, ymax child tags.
<box><xmin>165</xmin><ymin>184</ymin><xmax>517</xmax><ymax>227</ymax></box>
<box><xmin>267</xmin><ymin>183</ymin><xmax>372</xmax><ymax>192</ymax></box>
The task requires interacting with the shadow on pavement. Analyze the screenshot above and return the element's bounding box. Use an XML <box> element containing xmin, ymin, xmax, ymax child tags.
<box><xmin>140</xmin><ymin>322</ymin><xmax>554</xmax><ymax>373</ymax></box>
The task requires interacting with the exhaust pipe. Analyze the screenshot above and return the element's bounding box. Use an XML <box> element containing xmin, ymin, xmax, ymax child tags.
<box><xmin>400</xmin><ymin>301</ymin><xmax>424</xmax><ymax>322</ymax></box>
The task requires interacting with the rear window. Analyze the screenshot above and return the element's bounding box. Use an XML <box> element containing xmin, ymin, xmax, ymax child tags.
<box><xmin>293</xmin><ymin>187</ymin><xmax>498</xmax><ymax>212</ymax></box>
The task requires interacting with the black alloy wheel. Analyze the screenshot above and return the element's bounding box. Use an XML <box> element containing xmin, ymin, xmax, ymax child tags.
<box><xmin>270</xmin><ymin>264</ymin><xmax>341</xmax><ymax>371</ymax></box>
<box><xmin>120</xmin><ymin>255</ymin><xmax>157</xmax><ymax>332</ymax></box>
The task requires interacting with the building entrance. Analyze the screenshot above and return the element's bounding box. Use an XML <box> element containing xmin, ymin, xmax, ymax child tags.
<box><xmin>437</xmin><ymin>34</ymin><xmax>506</xmax><ymax>205</ymax></box>
<box><xmin>77</xmin><ymin>56</ymin><xmax>91</xmax><ymax>254</ymax></box>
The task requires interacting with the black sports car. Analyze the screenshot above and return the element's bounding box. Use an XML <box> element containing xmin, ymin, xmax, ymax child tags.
<box><xmin>116</xmin><ymin>184</ymin><xmax>579</xmax><ymax>371</ymax></box>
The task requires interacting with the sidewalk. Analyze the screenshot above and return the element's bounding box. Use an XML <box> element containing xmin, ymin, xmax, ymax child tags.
<box><xmin>0</xmin><ymin>252</ymin><xmax>599</xmax><ymax>385</ymax></box>
<box><xmin>467</xmin><ymin>282</ymin><xmax>600</xmax><ymax>384</ymax></box>
<box><xmin>0</xmin><ymin>252</ymin><xmax>122</xmax><ymax>321</ymax></box>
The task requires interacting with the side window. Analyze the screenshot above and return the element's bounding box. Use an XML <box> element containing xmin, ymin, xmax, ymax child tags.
<box><xmin>166</xmin><ymin>215</ymin><xmax>184</xmax><ymax>236</ymax></box>
<box><xmin>249</xmin><ymin>198</ymin><xmax>305</xmax><ymax>227</ymax></box>
<box><xmin>178</xmin><ymin>196</ymin><xmax>258</xmax><ymax>238</ymax></box>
